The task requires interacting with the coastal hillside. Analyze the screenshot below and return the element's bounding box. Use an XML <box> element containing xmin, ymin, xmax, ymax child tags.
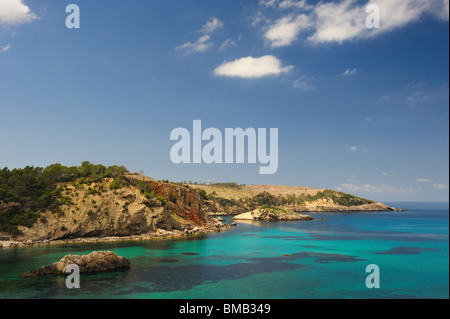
<box><xmin>0</xmin><ymin>162</ymin><xmax>398</xmax><ymax>245</ymax></box>
<box><xmin>0</xmin><ymin>163</ymin><xmax>226</xmax><ymax>243</ymax></box>
<box><xmin>188</xmin><ymin>183</ymin><xmax>397</xmax><ymax>215</ymax></box>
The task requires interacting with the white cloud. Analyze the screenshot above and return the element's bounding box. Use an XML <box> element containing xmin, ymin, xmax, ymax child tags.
<box><xmin>214</xmin><ymin>55</ymin><xmax>294</xmax><ymax>79</ymax></box>
<box><xmin>293</xmin><ymin>76</ymin><xmax>314</xmax><ymax>90</ymax></box>
<box><xmin>176</xmin><ymin>35</ymin><xmax>212</xmax><ymax>53</ymax></box>
<box><xmin>219</xmin><ymin>38</ymin><xmax>237</xmax><ymax>51</ymax></box>
<box><xmin>201</xmin><ymin>17</ymin><xmax>224</xmax><ymax>34</ymax></box>
<box><xmin>349</xmin><ymin>146</ymin><xmax>358</xmax><ymax>151</ymax></box>
<box><xmin>0</xmin><ymin>43</ymin><xmax>11</xmax><ymax>53</ymax></box>
<box><xmin>433</xmin><ymin>183</ymin><xmax>448</xmax><ymax>190</ymax></box>
<box><xmin>416</xmin><ymin>178</ymin><xmax>433</xmax><ymax>183</ymax></box>
<box><xmin>252</xmin><ymin>11</ymin><xmax>269</xmax><ymax>26</ymax></box>
<box><xmin>382</xmin><ymin>172</ymin><xmax>395</xmax><ymax>177</ymax></box>
<box><xmin>260</xmin><ymin>0</ymin><xmax>279</xmax><ymax>8</ymax></box>
<box><xmin>309</xmin><ymin>0</ymin><xmax>445</xmax><ymax>43</ymax></box>
<box><xmin>260</xmin><ymin>0</ymin><xmax>449</xmax><ymax>45</ymax></box>
<box><xmin>437</xmin><ymin>0</ymin><xmax>450</xmax><ymax>20</ymax></box>
<box><xmin>0</xmin><ymin>0</ymin><xmax>37</xmax><ymax>25</ymax></box>
<box><xmin>177</xmin><ymin>17</ymin><xmax>223</xmax><ymax>54</ymax></box>
<box><xmin>415</xmin><ymin>179</ymin><xmax>448</xmax><ymax>190</ymax></box>
<box><xmin>406</xmin><ymin>90</ymin><xmax>431</xmax><ymax>103</ymax></box>
<box><xmin>307</xmin><ymin>0</ymin><xmax>367</xmax><ymax>44</ymax></box>
<box><xmin>260</xmin><ymin>0</ymin><xmax>312</xmax><ymax>10</ymax></box>
<box><xmin>337</xmin><ymin>183</ymin><xmax>416</xmax><ymax>195</ymax></box>
<box><xmin>341</xmin><ymin>68</ymin><xmax>358</xmax><ymax>76</ymax></box>
<box><xmin>265</xmin><ymin>14</ymin><xmax>310</xmax><ymax>47</ymax></box>
<box><xmin>346</xmin><ymin>176</ymin><xmax>359</xmax><ymax>183</ymax></box>
<box><xmin>279</xmin><ymin>0</ymin><xmax>312</xmax><ymax>10</ymax></box>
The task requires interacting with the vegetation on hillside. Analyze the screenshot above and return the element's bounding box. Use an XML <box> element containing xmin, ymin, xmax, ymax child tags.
<box><xmin>0</xmin><ymin>162</ymin><xmax>376</xmax><ymax>236</ymax></box>
<box><xmin>199</xmin><ymin>188</ymin><xmax>375</xmax><ymax>212</ymax></box>
<box><xmin>0</xmin><ymin>162</ymin><xmax>128</xmax><ymax>234</ymax></box>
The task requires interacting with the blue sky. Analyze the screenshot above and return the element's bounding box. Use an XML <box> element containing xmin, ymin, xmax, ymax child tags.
<box><xmin>0</xmin><ymin>0</ymin><xmax>448</xmax><ymax>202</ymax></box>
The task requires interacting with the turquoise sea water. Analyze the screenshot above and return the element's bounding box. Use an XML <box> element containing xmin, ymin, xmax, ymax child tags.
<box><xmin>0</xmin><ymin>202</ymin><xmax>448</xmax><ymax>299</ymax></box>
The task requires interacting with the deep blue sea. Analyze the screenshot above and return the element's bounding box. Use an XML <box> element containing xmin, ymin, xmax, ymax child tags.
<box><xmin>0</xmin><ymin>202</ymin><xmax>448</xmax><ymax>299</ymax></box>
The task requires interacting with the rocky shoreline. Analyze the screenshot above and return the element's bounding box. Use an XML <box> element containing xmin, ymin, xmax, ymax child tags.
<box><xmin>1</xmin><ymin>223</ymin><xmax>231</xmax><ymax>248</ymax></box>
<box><xmin>0</xmin><ymin>170</ymin><xmax>404</xmax><ymax>249</ymax></box>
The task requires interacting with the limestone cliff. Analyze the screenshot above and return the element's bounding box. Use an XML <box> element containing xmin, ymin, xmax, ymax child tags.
<box><xmin>14</xmin><ymin>175</ymin><xmax>226</xmax><ymax>243</ymax></box>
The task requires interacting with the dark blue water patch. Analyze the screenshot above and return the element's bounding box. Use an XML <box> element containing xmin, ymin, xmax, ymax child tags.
<box><xmin>111</xmin><ymin>259</ymin><xmax>305</xmax><ymax>295</ymax></box>
<box><xmin>261</xmin><ymin>232</ymin><xmax>441</xmax><ymax>242</ymax></box>
<box><xmin>7</xmin><ymin>269</ymin><xmax>133</xmax><ymax>299</ymax></box>
<box><xmin>374</xmin><ymin>247</ymin><xmax>441</xmax><ymax>255</ymax></box>
<box><xmin>262</xmin><ymin>235</ymin><xmax>304</xmax><ymax>240</ymax></box>
<box><xmin>305</xmin><ymin>231</ymin><xmax>449</xmax><ymax>242</ymax></box>
<box><xmin>258</xmin><ymin>226</ymin><xmax>448</xmax><ymax>243</ymax></box>
<box><xmin>98</xmin><ymin>251</ymin><xmax>367</xmax><ymax>296</ymax></box>
<box><xmin>309</xmin><ymin>253</ymin><xmax>366</xmax><ymax>264</ymax></box>
<box><xmin>306</xmin><ymin>234</ymin><xmax>363</xmax><ymax>241</ymax></box>
<box><xmin>247</xmin><ymin>251</ymin><xmax>366</xmax><ymax>264</ymax></box>
<box><xmin>151</xmin><ymin>258</ymin><xmax>181</xmax><ymax>263</ymax></box>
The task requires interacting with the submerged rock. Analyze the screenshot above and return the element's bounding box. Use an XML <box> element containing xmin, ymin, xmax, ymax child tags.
<box><xmin>21</xmin><ymin>251</ymin><xmax>130</xmax><ymax>277</ymax></box>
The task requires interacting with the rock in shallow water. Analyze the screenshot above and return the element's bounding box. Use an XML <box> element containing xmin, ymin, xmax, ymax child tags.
<box><xmin>233</xmin><ymin>207</ymin><xmax>315</xmax><ymax>222</ymax></box>
<box><xmin>21</xmin><ymin>251</ymin><xmax>130</xmax><ymax>278</ymax></box>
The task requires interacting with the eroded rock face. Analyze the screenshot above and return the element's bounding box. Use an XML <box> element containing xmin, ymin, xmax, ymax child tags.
<box><xmin>203</xmin><ymin>199</ymin><xmax>249</xmax><ymax>216</ymax></box>
<box><xmin>21</xmin><ymin>251</ymin><xmax>130</xmax><ymax>277</ymax></box>
<box><xmin>150</xmin><ymin>181</ymin><xmax>208</xmax><ymax>227</ymax></box>
<box><xmin>15</xmin><ymin>178</ymin><xmax>221</xmax><ymax>242</ymax></box>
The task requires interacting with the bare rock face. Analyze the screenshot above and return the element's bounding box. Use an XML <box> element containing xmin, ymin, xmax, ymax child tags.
<box><xmin>203</xmin><ymin>199</ymin><xmax>249</xmax><ymax>216</ymax></box>
<box><xmin>21</xmin><ymin>251</ymin><xmax>130</xmax><ymax>277</ymax></box>
<box><xmin>14</xmin><ymin>178</ymin><xmax>222</xmax><ymax>242</ymax></box>
<box><xmin>234</xmin><ymin>207</ymin><xmax>315</xmax><ymax>222</ymax></box>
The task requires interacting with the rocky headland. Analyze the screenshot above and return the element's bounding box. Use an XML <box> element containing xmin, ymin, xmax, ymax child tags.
<box><xmin>0</xmin><ymin>170</ymin><xmax>230</xmax><ymax>248</ymax></box>
<box><xmin>0</xmin><ymin>163</ymin><xmax>403</xmax><ymax>248</ymax></box>
<box><xmin>189</xmin><ymin>183</ymin><xmax>403</xmax><ymax>216</ymax></box>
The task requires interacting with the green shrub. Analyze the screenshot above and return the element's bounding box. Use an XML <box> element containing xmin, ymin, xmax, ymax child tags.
<box><xmin>109</xmin><ymin>176</ymin><xmax>129</xmax><ymax>190</ymax></box>
<box><xmin>216</xmin><ymin>197</ymin><xmax>237</xmax><ymax>207</ymax></box>
<box><xmin>210</xmin><ymin>182</ymin><xmax>242</xmax><ymax>189</ymax></box>
<box><xmin>248</xmin><ymin>192</ymin><xmax>278</xmax><ymax>208</ymax></box>
<box><xmin>85</xmin><ymin>187</ymin><xmax>99</xmax><ymax>196</ymax></box>
<box><xmin>156</xmin><ymin>195</ymin><xmax>166</xmax><ymax>203</ymax></box>
<box><xmin>198</xmin><ymin>189</ymin><xmax>208</xmax><ymax>201</ymax></box>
